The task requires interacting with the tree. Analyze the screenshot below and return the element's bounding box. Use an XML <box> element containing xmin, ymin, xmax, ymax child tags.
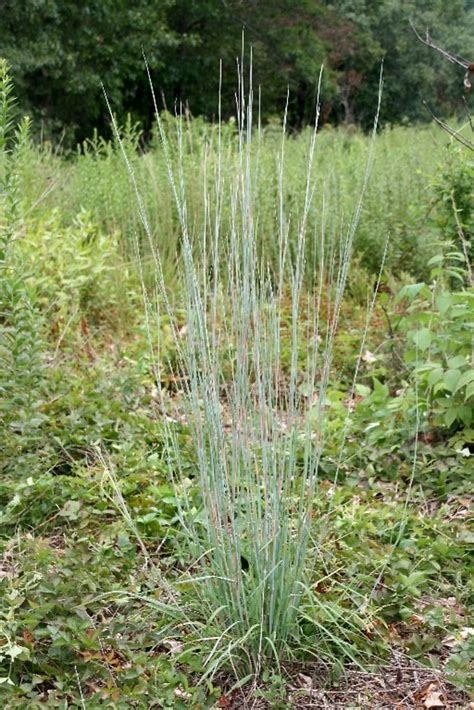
<box><xmin>411</xmin><ymin>18</ymin><xmax>474</xmax><ymax>151</ymax></box>
<box><xmin>0</xmin><ymin>0</ymin><xmax>176</xmax><ymax>143</ymax></box>
<box><xmin>327</xmin><ymin>0</ymin><xmax>474</xmax><ymax>126</ymax></box>
<box><xmin>0</xmin><ymin>0</ymin><xmax>473</xmax><ymax>142</ymax></box>
<box><xmin>157</xmin><ymin>0</ymin><xmax>331</xmax><ymax>126</ymax></box>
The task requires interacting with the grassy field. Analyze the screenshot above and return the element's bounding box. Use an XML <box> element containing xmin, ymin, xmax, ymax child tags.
<box><xmin>23</xmin><ymin>116</ymin><xmax>446</xmax><ymax>278</ymax></box>
<box><xmin>1</xmin><ymin>61</ymin><xmax>473</xmax><ymax>708</ymax></box>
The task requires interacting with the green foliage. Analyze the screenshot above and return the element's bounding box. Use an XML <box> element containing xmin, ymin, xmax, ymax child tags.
<box><xmin>432</xmin><ymin>147</ymin><xmax>474</xmax><ymax>269</ymax></box>
<box><xmin>397</xmin><ymin>253</ymin><xmax>474</xmax><ymax>431</ymax></box>
<box><xmin>19</xmin><ymin>209</ymin><xmax>136</xmax><ymax>331</ymax></box>
<box><xmin>0</xmin><ymin>61</ymin><xmax>46</xmax><ymax>466</ymax></box>
<box><xmin>0</xmin><ymin>68</ymin><xmax>472</xmax><ymax>707</ymax></box>
<box><xmin>0</xmin><ymin>0</ymin><xmax>176</xmax><ymax>143</ymax></box>
<box><xmin>333</xmin><ymin>0</ymin><xmax>474</xmax><ymax>125</ymax></box>
<box><xmin>31</xmin><ymin>119</ymin><xmax>443</xmax><ymax>281</ymax></box>
<box><xmin>1</xmin><ymin>0</ymin><xmax>473</xmax><ymax>141</ymax></box>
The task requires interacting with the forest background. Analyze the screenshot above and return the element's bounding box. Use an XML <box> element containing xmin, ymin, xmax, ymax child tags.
<box><xmin>2</xmin><ymin>0</ymin><xmax>474</xmax><ymax>144</ymax></box>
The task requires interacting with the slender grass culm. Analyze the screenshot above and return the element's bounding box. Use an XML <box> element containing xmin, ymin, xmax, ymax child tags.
<box><xmin>104</xmin><ymin>59</ymin><xmax>385</xmax><ymax>686</ymax></box>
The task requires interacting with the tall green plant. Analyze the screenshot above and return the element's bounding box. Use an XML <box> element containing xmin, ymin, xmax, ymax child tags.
<box><xmin>0</xmin><ymin>60</ymin><xmax>45</xmax><ymax>467</ymax></box>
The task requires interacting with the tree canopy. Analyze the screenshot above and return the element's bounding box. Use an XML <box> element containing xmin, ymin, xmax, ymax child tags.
<box><xmin>1</xmin><ymin>0</ymin><xmax>473</xmax><ymax>143</ymax></box>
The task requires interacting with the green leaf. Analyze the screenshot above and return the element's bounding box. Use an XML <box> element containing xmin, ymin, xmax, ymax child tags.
<box><xmin>447</xmin><ymin>356</ymin><xmax>467</xmax><ymax>369</ymax></box>
<box><xmin>58</xmin><ymin>500</ymin><xmax>82</xmax><ymax>520</ymax></box>
<box><xmin>436</xmin><ymin>292</ymin><xmax>452</xmax><ymax>315</ymax></box>
<box><xmin>372</xmin><ymin>378</ymin><xmax>389</xmax><ymax>397</ymax></box>
<box><xmin>443</xmin><ymin>369</ymin><xmax>462</xmax><ymax>393</ymax></box>
<box><xmin>444</xmin><ymin>408</ymin><xmax>459</xmax><ymax>427</ymax></box>
<box><xmin>465</xmin><ymin>382</ymin><xmax>474</xmax><ymax>400</ymax></box>
<box><xmin>117</xmin><ymin>532</ymin><xmax>132</xmax><ymax>549</ymax></box>
<box><xmin>405</xmin><ymin>571</ymin><xmax>426</xmax><ymax>586</ymax></box>
<box><xmin>412</xmin><ymin>328</ymin><xmax>432</xmax><ymax>351</ymax></box>
<box><xmin>428</xmin><ymin>254</ymin><xmax>444</xmax><ymax>266</ymax></box>
<box><xmin>446</xmin><ymin>251</ymin><xmax>465</xmax><ymax>261</ymax></box>
<box><xmin>395</xmin><ymin>282</ymin><xmax>427</xmax><ymax>303</ymax></box>
<box><xmin>457</xmin><ymin>405</ymin><xmax>472</xmax><ymax>426</ymax></box>
<box><xmin>427</xmin><ymin>368</ymin><xmax>444</xmax><ymax>388</ymax></box>
<box><xmin>454</xmin><ymin>369</ymin><xmax>474</xmax><ymax>392</ymax></box>
<box><xmin>6</xmin><ymin>644</ymin><xmax>29</xmax><ymax>660</ymax></box>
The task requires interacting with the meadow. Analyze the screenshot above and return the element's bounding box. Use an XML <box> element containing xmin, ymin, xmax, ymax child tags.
<box><xmin>0</xmin><ymin>60</ymin><xmax>473</xmax><ymax>708</ymax></box>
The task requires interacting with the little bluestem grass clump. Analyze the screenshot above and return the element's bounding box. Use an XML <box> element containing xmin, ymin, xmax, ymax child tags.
<box><xmin>106</xmin><ymin>64</ymin><xmax>386</xmax><ymax>683</ymax></box>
